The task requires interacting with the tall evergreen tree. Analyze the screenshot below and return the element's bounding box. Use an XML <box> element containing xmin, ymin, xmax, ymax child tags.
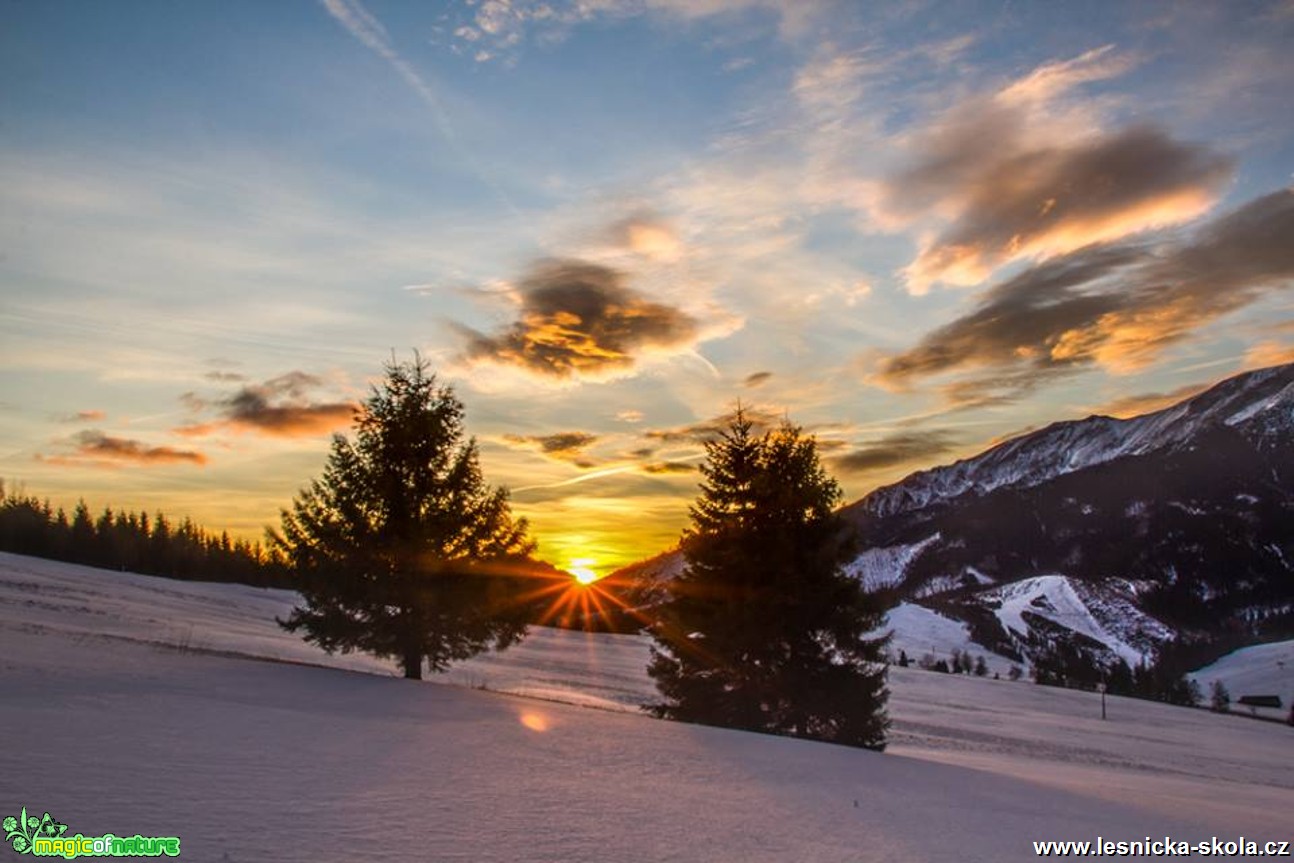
<box><xmin>647</xmin><ymin>409</ymin><xmax>890</xmax><ymax>749</ymax></box>
<box><xmin>275</xmin><ymin>355</ymin><xmax>535</xmax><ymax>679</ymax></box>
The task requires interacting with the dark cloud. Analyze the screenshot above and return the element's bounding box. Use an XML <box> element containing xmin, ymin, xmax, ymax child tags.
<box><xmin>38</xmin><ymin>430</ymin><xmax>207</xmax><ymax>467</ymax></box>
<box><xmin>874</xmin><ymin>47</ymin><xmax>1236</xmax><ymax>292</ymax></box>
<box><xmin>176</xmin><ymin>372</ymin><xmax>355</xmax><ymax>438</ymax></box>
<box><xmin>642</xmin><ymin>407</ymin><xmax>783</xmax><ymax>445</ymax></box>
<box><xmin>874</xmin><ymin>188</ymin><xmax>1294</xmax><ymax>402</ymax></box>
<box><xmin>899</xmin><ymin>125</ymin><xmax>1233</xmax><ymax>290</ymax></box>
<box><xmin>641</xmin><ymin>461</ymin><xmax>695</xmax><ymax>475</ymax></box>
<box><xmin>458</xmin><ymin>259</ymin><xmax>699</xmax><ymax>380</ymax></box>
<box><xmin>502</xmin><ymin>431</ymin><xmax>600</xmax><ymax>466</ymax></box>
<box><xmin>204</xmin><ymin>371</ymin><xmax>247</xmax><ymax>383</ymax></box>
<box><xmin>743</xmin><ymin>371</ymin><xmax>773</xmax><ymax>388</ymax></box>
<box><xmin>833</xmin><ymin>430</ymin><xmax>960</xmax><ymax>474</ymax></box>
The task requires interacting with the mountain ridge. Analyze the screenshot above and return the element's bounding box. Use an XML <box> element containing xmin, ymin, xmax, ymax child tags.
<box><xmin>609</xmin><ymin>362</ymin><xmax>1294</xmax><ymax>670</ymax></box>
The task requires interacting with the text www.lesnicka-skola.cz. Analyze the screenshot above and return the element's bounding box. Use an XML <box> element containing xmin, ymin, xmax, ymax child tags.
<box><xmin>1033</xmin><ymin>837</ymin><xmax>1291</xmax><ymax>857</ymax></box>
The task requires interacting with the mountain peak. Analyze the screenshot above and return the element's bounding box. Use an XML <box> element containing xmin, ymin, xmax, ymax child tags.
<box><xmin>853</xmin><ymin>362</ymin><xmax>1293</xmax><ymax>520</ymax></box>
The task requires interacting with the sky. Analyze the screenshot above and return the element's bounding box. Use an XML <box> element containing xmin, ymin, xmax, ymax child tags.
<box><xmin>2</xmin><ymin>1</ymin><xmax>1293</xmax><ymax>576</ymax></box>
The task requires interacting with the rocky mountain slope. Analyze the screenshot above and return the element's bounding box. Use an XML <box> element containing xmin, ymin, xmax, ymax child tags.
<box><xmin>610</xmin><ymin>363</ymin><xmax>1294</xmax><ymax>670</ymax></box>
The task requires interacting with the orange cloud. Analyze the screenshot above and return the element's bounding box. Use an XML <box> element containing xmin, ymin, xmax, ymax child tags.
<box><xmin>873</xmin><ymin>187</ymin><xmax>1294</xmax><ymax>402</ymax></box>
<box><xmin>641</xmin><ymin>461</ymin><xmax>695</xmax><ymax>475</ymax></box>
<box><xmin>898</xmin><ymin>127</ymin><xmax>1232</xmax><ymax>293</ymax></box>
<box><xmin>611</xmin><ymin>214</ymin><xmax>683</xmax><ymax>262</ymax></box>
<box><xmin>870</xmin><ymin>47</ymin><xmax>1233</xmax><ymax>293</ymax></box>
<box><xmin>38</xmin><ymin>430</ymin><xmax>207</xmax><ymax>467</ymax></box>
<box><xmin>458</xmin><ymin>259</ymin><xmax>702</xmax><ymax>381</ymax></box>
<box><xmin>1244</xmin><ymin>340</ymin><xmax>1294</xmax><ymax>369</ymax></box>
<box><xmin>1093</xmin><ymin>383</ymin><xmax>1212</xmax><ymax>419</ymax></box>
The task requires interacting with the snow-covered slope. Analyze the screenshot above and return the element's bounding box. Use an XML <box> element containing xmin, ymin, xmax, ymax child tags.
<box><xmin>975</xmin><ymin>575</ymin><xmax>1174</xmax><ymax>667</ymax></box>
<box><xmin>3</xmin><ymin>552</ymin><xmax>1292</xmax><ymax>862</ymax></box>
<box><xmin>1189</xmin><ymin>639</ymin><xmax>1294</xmax><ymax>720</ymax></box>
<box><xmin>884</xmin><ymin>601</ymin><xmax>1015</xmax><ymax>675</ymax></box>
<box><xmin>843</xmin><ymin>534</ymin><xmax>940</xmax><ymax>592</ymax></box>
<box><xmin>855</xmin><ymin>363</ymin><xmax>1293</xmax><ymax>519</ymax></box>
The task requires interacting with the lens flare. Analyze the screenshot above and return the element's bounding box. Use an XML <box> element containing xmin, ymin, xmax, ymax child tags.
<box><xmin>519</xmin><ymin>711</ymin><xmax>550</xmax><ymax>732</ymax></box>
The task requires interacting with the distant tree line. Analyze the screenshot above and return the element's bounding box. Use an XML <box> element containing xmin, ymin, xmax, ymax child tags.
<box><xmin>1028</xmin><ymin>641</ymin><xmax>1202</xmax><ymax>706</ymax></box>
<box><xmin>0</xmin><ymin>481</ymin><xmax>289</xmax><ymax>587</ymax></box>
<box><xmin>896</xmin><ymin>639</ymin><xmax>1211</xmax><ymax>707</ymax></box>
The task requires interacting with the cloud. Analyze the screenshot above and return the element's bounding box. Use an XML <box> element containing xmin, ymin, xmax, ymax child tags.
<box><xmin>443</xmin><ymin>0</ymin><xmax>815</xmax><ymax>64</ymax></box>
<box><xmin>176</xmin><ymin>372</ymin><xmax>356</xmax><ymax>438</ymax></box>
<box><xmin>616</xmin><ymin>409</ymin><xmax>645</xmax><ymax>423</ymax></box>
<box><xmin>38</xmin><ymin>431</ymin><xmax>207</xmax><ymax>467</ymax></box>
<box><xmin>204</xmin><ymin>371</ymin><xmax>247</xmax><ymax>383</ymax></box>
<box><xmin>642</xmin><ymin>406</ymin><xmax>783</xmax><ymax>444</ymax></box>
<box><xmin>457</xmin><ymin>258</ymin><xmax>702</xmax><ymax>381</ymax></box>
<box><xmin>62</xmin><ymin>410</ymin><xmax>106</xmax><ymax>423</ymax></box>
<box><xmin>743</xmin><ymin>371</ymin><xmax>773</xmax><ymax>388</ymax></box>
<box><xmin>870</xmin><ymin>47</ymin><xmax>1234</xmax><ymax>293</ymax></box>
<box><xmin>901</xmin><ymin>127</ymin><xmax>1233</xmax><ymax>292</ymax></box>
<box><xmin>996</xmin><ymin>44</ymin><xmax>1134</xmax><ymax>105</ymax></box>
<box><xmin>833</xmin><ymin>430</ymin><xmax>959</xmax><ymax>474</ymax></box>
<box><xmin>873</xmin><ymin>188</ymin><xmax>1294</xmax><ymax>401</ymax></box>
<box><xmin>1244</xmin><ymin>340</ymin><xmax>1294</xmax><ymax>369</ymax></box>
<box><xmin>1093</xmin><ymin>383</ymin><xmax>1211</xmax><ymax>419</ymax></box>
<box><xmin>502</xmin><ymin>431</ymin><xmax>600</xmax><ymax>466</ymax></box>
<box><xmin>641</xmin><ymin>461</ymin><xmax>696</xmax><ymax>474</ymax></box>
<box><xmin>610</xmin><ymin>214</ymin><xmax>683</xmax><ymax>262</ymax></box>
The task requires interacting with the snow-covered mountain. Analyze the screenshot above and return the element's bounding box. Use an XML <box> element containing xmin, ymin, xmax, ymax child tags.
<box><xmin>839</xmin><ymin>362</ymin><xmax>1293</xmax><ymax>666</ymax></box>
<box><xmin>852</xmin><ymin>362</ymin><xmax>1293</xmax><ymax>520</ymax></box>
<box><xmin>612</xmin><ymin>363</ymin><xmax>1294</xmax><ymax>670</ymax></box>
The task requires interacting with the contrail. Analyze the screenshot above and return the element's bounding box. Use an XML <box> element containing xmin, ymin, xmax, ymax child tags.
<box><xmin>512</xmin><ymin>466</ymin><xmax>641</xmax><ymax>494</ymax></box>
<box><xmin>318</xmin><ymin>0</ymin><xmax>523</xmax><ymax>220</ymax></box>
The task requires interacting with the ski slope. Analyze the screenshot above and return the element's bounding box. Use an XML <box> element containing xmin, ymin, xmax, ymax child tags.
<box><xmin>2</xmin><ymin>553</ymin><xmax>1290</xmax><ymax>861</ymax></box>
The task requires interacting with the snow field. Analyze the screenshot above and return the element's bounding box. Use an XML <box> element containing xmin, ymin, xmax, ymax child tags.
<box><xmin>2</xmin><ymin>552</ymin><xmax>1290</xmax><ymax>861</ymax></box>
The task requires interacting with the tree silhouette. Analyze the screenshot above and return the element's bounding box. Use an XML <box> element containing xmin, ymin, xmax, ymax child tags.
<box><xmin>275</xmin><ymin>355</ymin><xmax>534</xmax><ymax>679</ymax></box>
<box><xmin>647</xmin><ymin>409</ymin><xmax>890</xmax><ymax>749</ymax></box>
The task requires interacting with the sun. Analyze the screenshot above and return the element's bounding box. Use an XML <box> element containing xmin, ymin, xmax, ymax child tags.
<box><xmin>568</xmin><ymin>558</ymin><xmax>600</xmax><ymax>585</ymax></box>
<box><xmin>570</xmin><ymin>566</ymin><xmax>599</xmax><ymax>585</ymax></box>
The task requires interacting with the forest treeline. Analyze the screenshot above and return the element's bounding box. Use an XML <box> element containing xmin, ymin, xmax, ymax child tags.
<box><xmin>0</xmin><ymin>481</ymin><xmax>290</xmax><ymax>588</ymax></box>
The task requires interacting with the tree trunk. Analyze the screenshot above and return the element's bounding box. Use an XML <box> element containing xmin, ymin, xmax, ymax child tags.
<box><xmin>402</xmin><ymin>644</ymin><xmax>422</xmax><ymax>680</ymax></box>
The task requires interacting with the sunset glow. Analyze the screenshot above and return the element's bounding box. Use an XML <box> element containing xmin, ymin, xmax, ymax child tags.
<box><xmin>1</xmin><ymin>3</ymin><xmax>1291</xmax><ymax>572</ymax></box>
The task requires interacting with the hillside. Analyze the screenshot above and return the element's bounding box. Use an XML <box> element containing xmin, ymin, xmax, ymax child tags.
<box><xmin>2</xmin><ymin>552</ymin><xmax>1291</xmax><ymax>861</ymax></box>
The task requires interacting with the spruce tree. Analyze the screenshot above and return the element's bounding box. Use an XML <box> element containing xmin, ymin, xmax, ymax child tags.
<box><xmin>275</xmin><ymin>355</ymin><xmax>534</xmax><ymax>679</ymax></box>
<box><xmin>1209</xmin><ymin>679</ymin><xmax>1230</xmax><ymax>712</ymax></box>
<box><xmin>647</xmin><ymin>409</ymin><xmax>890</xmax><ymax>749</ymax></box>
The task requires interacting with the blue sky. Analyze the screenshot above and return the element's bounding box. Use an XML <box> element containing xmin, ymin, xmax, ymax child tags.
<box><xmin>2</xmin><ymin>0</ymin><xmax>1292</xmax><ymax>573</ymax></box>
